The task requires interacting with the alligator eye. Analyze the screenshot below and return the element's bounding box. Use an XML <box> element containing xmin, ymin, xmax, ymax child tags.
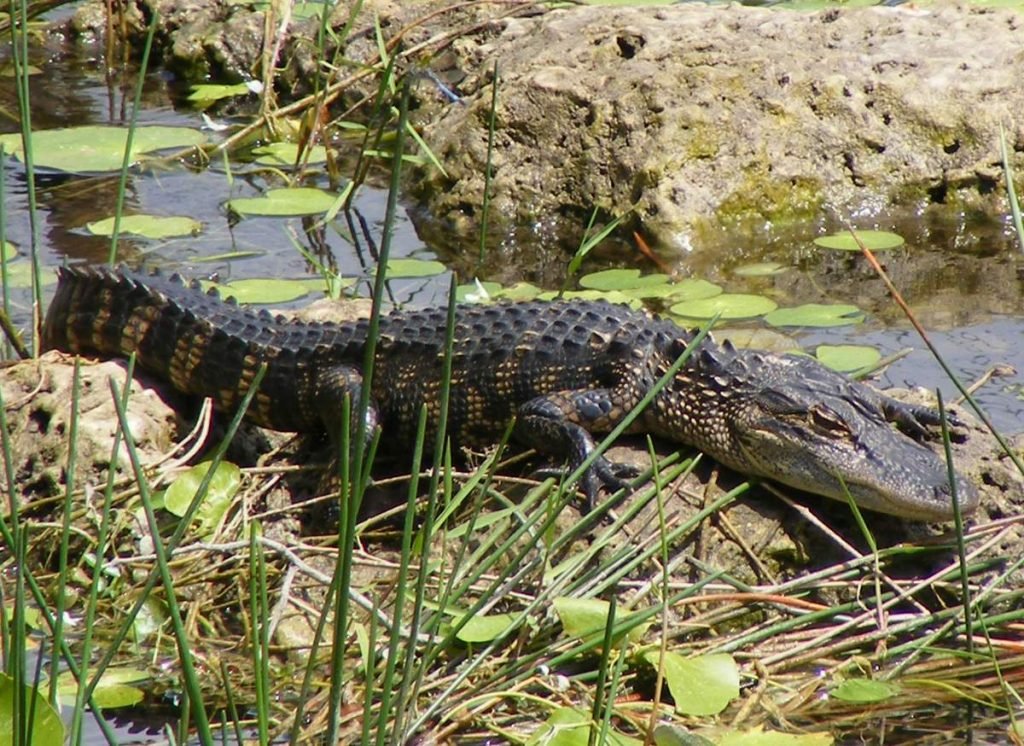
<box><xmin>809</xmin><ymin>405</ymin><xmax>852</xmax><ymax>436</ymax></box>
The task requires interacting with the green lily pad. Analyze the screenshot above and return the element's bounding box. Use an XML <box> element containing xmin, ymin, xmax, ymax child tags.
<box><xmin>553</xmin><ymin>597</ymin><xmax>649</xmax><ymax>645</ymax></box>
<box><xmin>455</xmin><ymin>280</ymin><xmax>503</xmax><ymax>303</ymax></box>
<box><xmin>0</xmin><ymin>675</ymin><xmax>64</xmax><ymax>744</ymax></box>
<box><xmin>814</xmin><ymin>230</ymin><xmax>905</xmax><ymax>252</ymax></box>
<box><xmin>252</xmin><ymin>142</ymin><xmax>329</xmax><ymax>167</ymax></box>
<box><xmin>86</xmin><ymin>214</ymin><xmax>202</xmax><ymax>239</ymax></box>
<box><xmin>216</xmin><ymin>278</ymin><xmax>314</xmax><ymax>304</ymax></box>
<box><xmin>764</xmin><ymin>303</ymin><xmax>864</xmax><ymax>328</ymax></box>
<box><xmin>383</xmin><ymin>258</ymin><xmax>447</xmax><ymax>278</ymax></box>
<box><xmin>527</xmin><ymin>708</ymin><xmax>642</xmax><ymax>746</ymax></box>
<box><xmin>733</xmin><ymin>261</ymin><xmax>787</xmax><ymax>277</ymax></box>
<box><xmin>227</xmin><ymin>187</ymin><xmax>337</xmax><ymax>217</ymax></box>
<box><xmin>831</xmin><ymin>678</ymin><xmax>900</xmax><ymax>703</ymax></box>
<box><xmin>716</xmin><ymin>327</ymin><xmax>797</xmax><ymax>353</ymax></box>
<box><xmin>815</xmin><ymin>344</ymin><xmax>881</xmax><ymax>373</ymax></box>
<box><xmin>1</xmin><ymin>262</ymin><xmax>56</xmax><ymax>289</ymax></box>
<box><xmin>537</xmin><ymin>289</ymin><xmax>642</xmax><ymax>309</ymax></box>
<box><xmin>454</xmin><ymin>612</ymin><xmax>518</xmax><ymax>643</ymax></box>
<box><xmin>493</xmin><ymin>282</ymin><xmax>543</xmax><ymax>301</ymax></box>
<box><xmin>58</xmin><ymin>667</ymin><xmax>149</xmax><ymax>708</ymax></box>
<box><xmin>578</xmin><ymin>268</ymin><xmax>670</xmax><ymax>291</ymax></box>
<box><xmin>670</xmin><ymin>293</ymin><xmax>777</xmax><ymax>320</ymax></box>
<box><xmin>0</xmin><ymin>125</ymin><xmax>206</xmax><ymax>173</ymax></box>
<box><xmin>187</xmin><ymin>82</ymin><xmax>252</xmax><ymax>104</ymax></box>
<box><xmin>164</xmin><ymin>460</ymin><xmax>241</xmax><ymax>537</ymax></box>
<box><xmin>644</xmin><ymin>651</ymin><xmax>740</xmax><ymax>716</ymax></box>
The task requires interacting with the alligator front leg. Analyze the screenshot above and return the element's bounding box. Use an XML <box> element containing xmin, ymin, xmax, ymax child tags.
<box><xmin>515</xmin><ymin>389</ymin><xmax>639</xmax><ymax>506</ymax></box>
<box><xmin>876</xmin><ymin>391</ymin><xmax>964</xmax><ymax>441</ymax></box>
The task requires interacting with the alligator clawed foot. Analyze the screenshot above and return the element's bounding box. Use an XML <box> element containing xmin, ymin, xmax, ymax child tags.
<box><xmin>531</xmin><ymin>456</ymin><xmax>639</xmax><ymax>511</ymax></box>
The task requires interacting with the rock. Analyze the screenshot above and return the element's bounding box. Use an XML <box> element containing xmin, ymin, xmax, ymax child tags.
<box><xmin>416</xmin><ymin>3</ymin><xmax>1024</xmax><ymax>247</ymax></box>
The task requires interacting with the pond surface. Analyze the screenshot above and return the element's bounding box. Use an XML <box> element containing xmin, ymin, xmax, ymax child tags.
<box><xmin>2</xmin><ymin>18</ymin><xmax>1023</xmax><ymax>444</ymax></box>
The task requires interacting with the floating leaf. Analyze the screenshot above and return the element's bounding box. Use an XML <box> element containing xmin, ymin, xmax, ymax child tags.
<box><xmin>578</xmin><ymin>268</ymin><xmax>669</xmax><ymax>291</ymax></box>
<box><xmin>227</xmin><ymin>187</ymin><xmax>337</xmax><ymax>217</ymax></box>
<box><xmin>164</xmin><ymin>461</ymin><xmax>241</xmax><ymax>537</ymax></box>
<box><xmin>652</xmin><ymin>724</ymin><xmax>715</xmax><ymax>746</ymax></box>
<box><xmin>553</xmin><ymin>597</ymin><xmax>648</xmax><ymax>645</ymax></box>
<box><xmin>814</xmin><ymin>230</ymin><xmax>905</xmax><ymax>252</ymax></box>
<box><xmin>0</xmin><ymin>674</ymin><xmax>64</xmax><ymax>745</ymax></box>
<box><xmin>831</xmin><ymin>678</ymin><xmax>900</xmax><ymax>703</ymax></box>
<box><xmin>456</xmin><ymin>280</ymin><xmax>502</xmax><ymax>303</ymax></box>
<box><xmin>195</xmin><ymin>250</ymin><xmax>266</xmax><ymax>262</ymax></box>
<box><xmin>764</xmin><ymin>303</ymin><xmax>864</xmax><ymax>328</ymax></box>
<box><xmin>494</xmin><ymin>282</ymin><xmax>543</xmax><ymax>301</ymax></box>
<box><xmin>733</xmin><ymin>261</ymin><xmax>787</xmax><ymax>277</ymax></box>
<box><xmin>383</xmin><ymin>258</ymin><xmax>447</xmax><ymax>278</ymax></box>
<box><xmin>58</xmin><ymin>667</ymin><xmax>149</xmax><ymax>708</ymax></box>
<box><xmin>216</xmin><ymin>278</ymin><xmax>313</xmax><ymax>304</ymax></box>
<box><xmin>1</xmin><ymin>262</ymin><xmax>56</xmax><ymax>289</ymax></box>
<box><xmin>537</xmin><ymin>289</ymin><xmax>643</xmax><ymax>309</ymax></box>
<box><xmin>644</xmin><ymin>651</ymin><xmax>740</xmax><ymax>716</ymax></box>
<box><xmin>1</xmin><ymin>241</ymin><xmax>16</xmax><ymax>262</ymax></box>
<box><xmin>187</xmin><ymin>82</ymin><xmax>252</xmax><ymax>104</ymax></box>
<box><xmin>815</xmin><ymin>344</ymin><xmax>881</xmax><ymax>373</ymax></box>
<box><xmin>526</xmin><ymin>707</ymin><xmax>642</xmax><ymax>746</ymax></box>
<box><xmin>715</xmin><ymin>327</ymin><xmax>797</xmax><ymax>353</ymax></box>
<box><xmin>86</xmin><ymin>214</ymin><xmax>202</xmax><ymax>239</ymax></box>
<box><xmin>687</xmin><ymin>724</ymin><xmax>832</xmax><ymax>745</ymax></box>
<box><xmin>670</xmin><ymin>293</ymin><xmax>777</xmax><ymax>320</ymax></box>
<box><xmin>455</xmin><ymin>612</ymin><xmax>518</xmax><ymax>643</ymax></box>
<box><xmin>0</xmin><ymin>125</ymin><xmax>206</xmax><ymax>173</ymax></box>
<box><xmin>252</xmin><ymin>142</ymin><xmax>329</xmax><ymax>167</ymax></box>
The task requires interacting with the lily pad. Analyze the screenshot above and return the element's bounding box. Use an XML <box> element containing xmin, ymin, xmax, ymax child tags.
<box><xmin>164</xmin><ymin>460</ymin><xmax>241</xmax><ymax>537</ymax></box>
<box><xmin>553</xmin><ymin>597</ymin><xmax>649</xmax><ymax>646</ymax></box>
<box><xmin>86</xmin><ymin>214</ymin><xmax>202</xmax><ymax>239</ymax></box>
<box><xmin>494</xmin><ymin>282</ymin><xmax>543</xmax><ymax>301</ymax></box>
<box><xmin>456</xmin><ymin>280</ymin><xmax>502</xmax><ymax>303</ymax></box>
<box><xmin>764</xmin><ymin>303</ymin><xmax>864</xmax><ymax>328</ymax></box>
<box><xmin>0</xmin><ymin>125</ymin><xmax>206</xmax><ymax>173</ymax></box>
<box><xmin>0</xmin><ymin>675</ymin><xmax>64</xmax><ymax>744</ymax></box>
<box><xmin>831</xmin><ymin>678</ymin><xmax>900</xmax><ymax>703</ymax></box>
<box><xmin>188</xmin><ymin>82</ymin><xmax>252</xmax><ymax>105</ymax></box>
<box><xmin>216</xmin><ymin>278</ymin><xmax>314</xmax><ymax>304</ymax></box>
<box><xmin>579</xmin><ymin>268</ymin><xmax>670</xmax><ymax>291</ymax></box>
<box><xmin>815</xmin><ymin>344</ymin><xmax>881</xmax><ymax>373</ymax></box>
<box><xmin>383</xmin><ymin>258</ymin><xmax>447</xmax><ymax>278</ymax></box>
<box><xmin>252</xmin><ymin>142</ymin><xmax>329</xmax><ymax>167</ymax></box>
<box><xmin>644</xmin><ymin>651</ymin><xmax>740</xmax><ymax>716</ymax></box>
<box><xmin>454</xmin><ymin>612</ymin><xmax>518</xmax><ymax>643</ymax></box>
<box><xmin>527</xmin><ymin>708</ymin><xmax>642</xmax><ymax>746</ymax></box>
<box><xmin>1</xmin><ymin>262</ymin><xmax>56</xmax><ymax>289</ymax></box>
<box><xmin>58</xmin><ymin>667</ymin><xmax>149</xmax><ymax>708</ymax></box>
<box><xmin>1</xmin><ymin>241</ymin><xmax>16</xmax><ymax>262</ymax></box>
<box><xmin>227</xmin><ymin>187</ymin><xmax>337</xmax><ymax>217</ymax></box>
<box><xmin>733</xmin><ymin>261</ymin><xmax>787</xmax><ymax>277</ymax></box>
<box><xmin>814</xmin><ymin>230</ymin><xmax>905</xmax><ymax>252</ymax></box>
<box><xmin>670</xmin><ymin>293</ymin><xmax>777</xmax><ymax>320</ymax></box>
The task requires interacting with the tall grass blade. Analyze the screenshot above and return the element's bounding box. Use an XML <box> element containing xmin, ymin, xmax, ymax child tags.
<box><xmin>478</xmin><ymin>60</ymin><xmax>499</xmax><ymax>264</ymax></box>
<box><xmin>106</xmin><ymin>9</ymin><xmax>159</xmax><ymax>266</ymax></box>
<box><xmin>999</xmin><ymin>125</ymin><xmax>1024</xmax><ymax>255</ymax></box>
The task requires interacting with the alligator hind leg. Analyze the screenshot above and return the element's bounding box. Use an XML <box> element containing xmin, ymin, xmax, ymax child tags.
<box><xmin>313</xmin><ymin>364</ymin><xmax>381</xmax><ymax>454</ymax></box>
<box><xmin>515</xmin><ymin>389</ymin><xmax>640</xmax><ymax>507</ymax></box>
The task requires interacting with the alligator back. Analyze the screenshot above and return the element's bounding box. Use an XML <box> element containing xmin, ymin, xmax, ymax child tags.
<box><xmin>42</xmin><ymin>266</ymin><xmax>687</xmax><ymax>442</ymax></box>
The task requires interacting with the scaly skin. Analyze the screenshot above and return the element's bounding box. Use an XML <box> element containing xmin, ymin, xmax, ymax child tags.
<box><xmin>42</xmin><ymin>266</ymin><xmax>980</xmax><ymax>521</ymax></box>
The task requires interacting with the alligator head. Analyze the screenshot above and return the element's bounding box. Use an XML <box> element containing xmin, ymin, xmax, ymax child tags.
<box><xmin>650</xmin><ymin>343</ymin><xmax>980</xmax><ymax>521</ymax></box>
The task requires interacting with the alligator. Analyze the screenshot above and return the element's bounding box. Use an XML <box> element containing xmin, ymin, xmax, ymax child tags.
<box><xmin>41</xmin><ymin>265</ymin><xmax>980</xmax><ymax>521</ymax></box>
